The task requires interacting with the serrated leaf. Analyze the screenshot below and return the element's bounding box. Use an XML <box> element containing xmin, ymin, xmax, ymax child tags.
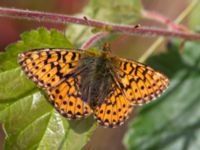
<box><xmin>0</xmin><ymin>28</ymin><xmax>96</xmax><ymax>150</ymax></box>
<box><xmin>123</xmin><ymin>40</ymin><xmax>200</xmax><ymax>150</ymax></box>
<box><xmin>0</xmin><ymin>28</ymin><xmax>72</xmax><ymax>72</ymax></box>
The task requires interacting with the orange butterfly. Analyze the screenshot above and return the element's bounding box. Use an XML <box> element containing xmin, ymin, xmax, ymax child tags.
<box><xmin>18</xmin><ymin>44</ymin><xmax>169</xmax><ymax>128</ymax></box>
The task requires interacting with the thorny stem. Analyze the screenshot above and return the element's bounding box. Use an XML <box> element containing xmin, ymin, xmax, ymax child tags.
<box><xmin>0</xmin><ymin>7</ymin><xmax>200</xmax><ymax>41</ymax></box>
<box><xmin>139</xmin><ymin>0</ymin><xmax>199</xmax><ymax>62</ymax></box>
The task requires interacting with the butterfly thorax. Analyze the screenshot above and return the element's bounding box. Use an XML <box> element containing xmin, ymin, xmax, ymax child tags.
<box><xmin>79</xmin><ymin>50</ymin><xmax>115</xmax><ymax>109</ymax></box>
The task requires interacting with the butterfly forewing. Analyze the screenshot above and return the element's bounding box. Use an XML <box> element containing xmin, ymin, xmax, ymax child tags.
<box><xmin>18</xmin><ymin>48</ymin><xmax>92</xmax><ymax>119</ymax></box>
<box><xmin>112</xmin><ymin>57</ymin><xmax>169</xmax><ymax>105</ymax></box>
<box><xmin>18</xmin><ymin>49</ymin><xmax>82</xmax><ymax>88</ymax></box>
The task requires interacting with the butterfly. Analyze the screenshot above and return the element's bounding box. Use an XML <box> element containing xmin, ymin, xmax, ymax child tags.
<box><xmin>18</xmin><ymin>44</ymin><xmax>169</xmax><ymax>128</ymax></box>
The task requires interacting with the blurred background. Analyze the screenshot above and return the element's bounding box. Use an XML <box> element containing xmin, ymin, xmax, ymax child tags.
<box><xmin>0</xmin><ymin>0</ymin><xmax>198</xmax><ymax>150</ymax></box>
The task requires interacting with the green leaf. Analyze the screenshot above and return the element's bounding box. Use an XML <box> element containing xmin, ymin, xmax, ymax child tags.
<box><xmin>123</xmin><ymin>40</ymin><xmax>200</xmax><ymax>150</ymax></box>
<box><xmin>84</xmin><ymin>0</ymin><xmax>142</xmax><ymax>24</ymax></box>
<box><xmin>0</xmin><ymin>28</ymin><xmax>72</xmax><ymax>72</ymax></box>
<box><xmin>0</xmin><ymin>28</ymin><xmax>96</xmax><ymax>150</ymax></box>
<box><xmin>67</xmin><ymin>0</ymin><xmax>143</xmax><ymax>46</ymax></box>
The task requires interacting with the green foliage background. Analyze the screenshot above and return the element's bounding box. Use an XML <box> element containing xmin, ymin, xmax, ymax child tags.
<box><xmin>0</xmin><ymin>0</ymin><xmax>200</xmax><ymax>150</ymax></box>
<box><xmin>124</xmin><ymin>40</ymin><xmax>200</xmax><ymax>150</ymax></box>
<box><xmin>123</xmin><ymin>1</ymin><xmax>200</xmax><ymax>149</ymax></box>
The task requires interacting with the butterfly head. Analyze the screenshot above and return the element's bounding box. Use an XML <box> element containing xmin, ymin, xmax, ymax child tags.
<box><xmin>102</xmin><ymin>43</ymin><xmax>111</xmax><ymax>52</ymax></box>
<box><xmin>86</xmin><ymin>43</ymin><xmax>112</xmax><ymax>59</ymax></box>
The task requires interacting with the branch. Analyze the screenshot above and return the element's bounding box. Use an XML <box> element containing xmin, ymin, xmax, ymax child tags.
<box><xmin>0</xmin><ymin>7</ymin><xmax>200</xmax><ymax>41</ymax></box>
<box><xmin>139</xmin><ymin>0</ymin><xmax>199</xmax><ymax>62</ymax></box>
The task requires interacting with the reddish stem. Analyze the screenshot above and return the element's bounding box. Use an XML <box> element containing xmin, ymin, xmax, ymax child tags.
<box><xmin>142</xmin><ymin>10</ymin><xmax>189</xmax><ymax>32</ymax></box>
<box><xmin>0</xmin><ymin>7</ymin><xmax>200</xmax><ymax>41</ymax></box>
<box><xmin>81</xmin><ymin>32</ymin><xmax>109</xmax><ymax>49</ymax></box>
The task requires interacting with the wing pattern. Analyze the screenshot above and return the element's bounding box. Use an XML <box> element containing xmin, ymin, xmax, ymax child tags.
<box><xmin>18</xmin><ymin>48</ymin><xmax>169</xmax><ymax>127</ymax></box>
<box><xmin>94</xmin><ymin>83</ymin><xmax>134</xmax><ymax>128</ymax></box>
<box><xmin>18</xmin><ymin>48</ymin><xmax>92</xmax><ymax>119</ymax></box>
<box><xmin>112</xmin><ymin>58</ymin><xmax>169</xmax><ymax>105</ymax></box>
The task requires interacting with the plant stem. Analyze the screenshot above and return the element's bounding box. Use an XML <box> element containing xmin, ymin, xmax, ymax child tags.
<box><xmin>142</xmin><ymin>10</ymin><xmax>189</xmax><ymax>32</ymax></box>
<box><xmin>81</xmin><ymin>32</ymin><xmax>109</xmax><ymax>49</ymax></box>
<box><xmin>0</xmin><ymin>7</ymin><xmax>200</xmax><ymax>41</ymax></box>
<box><xmin>138</xmin><ymin>0</ymin><xmax>198</xmax><ymax>62</ymax></box>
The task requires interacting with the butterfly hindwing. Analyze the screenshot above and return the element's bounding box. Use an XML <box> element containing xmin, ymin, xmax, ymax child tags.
<box><xmin>94</xmin><ymin>83</ymin><xmax>134</xmax><ymax>128</ymax></box>
<box><xmin>47</xmin><ymin>74</ymin><xmax>92</xmax><ymax>119</ymax></box>
<box><xmin>112</xmin><ymin>57</ymin><xmax>169</xmax><ymax>105</ymax></box>
<box><xmin>18</xmin><ymin>48</ymin><xmax>92</xmax><ymax>119</ymax></box>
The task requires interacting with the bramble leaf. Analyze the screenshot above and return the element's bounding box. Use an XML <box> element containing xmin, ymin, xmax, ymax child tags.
<box><xmin>0</xmin><ymin>28</ymin><xmax>96</xmax><ymax>150</ymax></box>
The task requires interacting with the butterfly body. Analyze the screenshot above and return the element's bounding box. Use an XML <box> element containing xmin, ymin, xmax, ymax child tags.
<box><xmin>18</xmin><ymin>47</ymin><xmax>169</xmax><ymax>128</ymax></box>
<box><xmin>79</xmin><ymin>52</ymin><xmax>114</xmax><ymax>108</ymax></box>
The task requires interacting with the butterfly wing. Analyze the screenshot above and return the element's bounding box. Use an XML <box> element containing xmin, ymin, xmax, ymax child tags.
<box><xmin>47</xmin><ymin>74</ymin><xmax>92</xmax><ymax>119</ymax></box>
<box><xmin>112</xmin><ymin>57</ymin><xmax>169</xmax><ymax>105</ymax></box>
<box><xmin>18</xmin><ymin>48</ymin><xmax>81</xmax><ymax>88</ymax></box>
<box><xmin>94</xmin><ymin>83</ymin><xmax>134</xmax><ymax>128</ymax></box>
<box><xmin>18</xmin><ymin>48</ymin><xmax>92</xmax><ymax>119</ymax></box>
